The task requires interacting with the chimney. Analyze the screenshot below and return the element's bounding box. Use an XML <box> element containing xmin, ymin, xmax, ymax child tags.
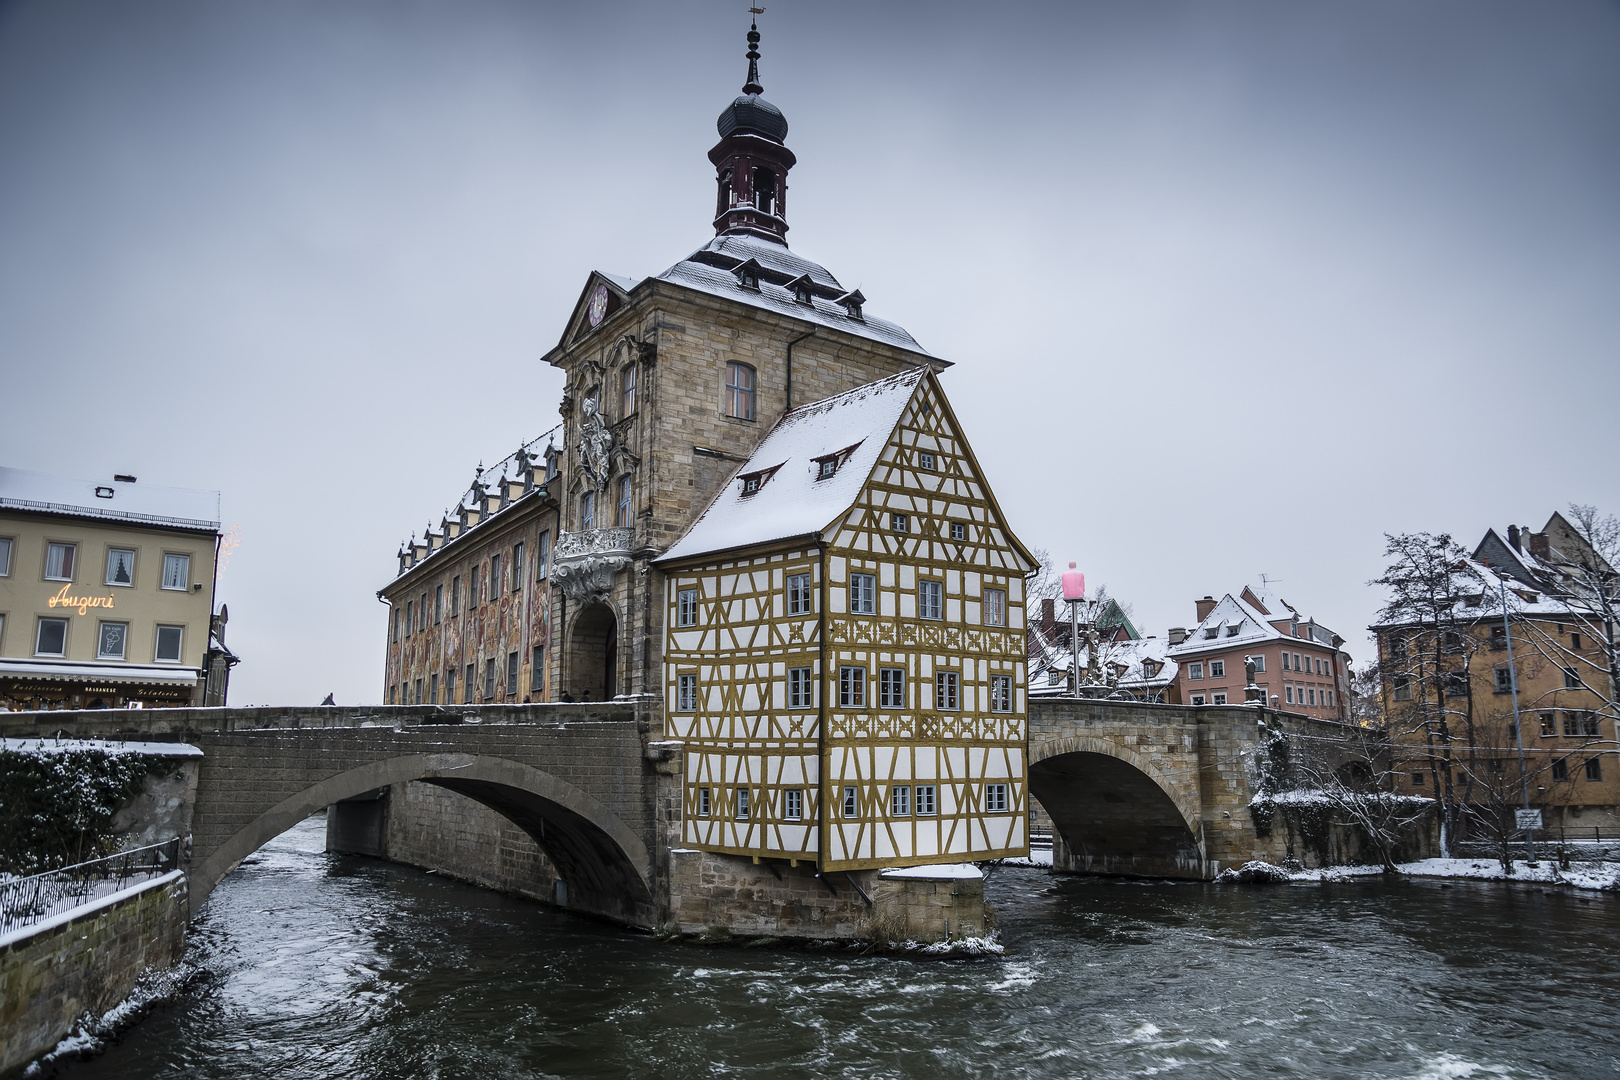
<box><xmin>1528</xmin><ymin>531</ymin><xmax>1550</xmax><ymax>560</ymax></box>
<box><xmin>1194</xmin><ymin>595</ymin><xmax>1218</xmax><ymax>622</ymax></box>
<box><xmin>1041</xmin><ymin>598</ymin><xmax>1056</xmax><ymax>636</ymax></box>
<box><xmin>1168</xmin><ymin>627</ymin><xmax>1188</xmax><ymax>646</ymax></box>
<box><xmin>1507</xmin><ymin>524</ymin><xmax>1521</xmax><ymax>552</ymax></box>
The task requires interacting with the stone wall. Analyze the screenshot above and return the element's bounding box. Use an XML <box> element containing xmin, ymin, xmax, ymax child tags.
<box><xmin>0</xmin><ymin>872</ymin><xmax>188</xmax><ymax>1077</ymax></box>
<box><xmin>377</xmin><ymin>782</ymin><xmax>562</xmax><ymax>905</ymax></box>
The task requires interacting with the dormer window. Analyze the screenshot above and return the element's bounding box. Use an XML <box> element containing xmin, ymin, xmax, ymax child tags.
<box><xmin>1226</xmin><ymin>623</ymin><xmax>1242</xmax><ymax>636</ymax></box>
<box><xmin>836</xmin><ymin>289</ymin><xmax>865</xmax><ymax>320</ymax></box>
<box><xmin>787</xmin><ymin>274</ymin><xmax>815</xmax><ymax>305</ymax></box>
<box><xmin>811</xmin><ymin>441</ymin><xmax>863</xmax><ymax>482</ymax></box>
<box><xmin>1204</xmin><ymin>626</ymin><xmax>1219</xmax><ymax>639</ymax></box>
<box><xmin>738</xmin><ymin>463</ymin><xmax>782</xmax><ymax>497</ymax></box>
<box><xmin>733</xmin><ymin>258</ymin><xmax>762</xmax><ymax>291</ymax></box>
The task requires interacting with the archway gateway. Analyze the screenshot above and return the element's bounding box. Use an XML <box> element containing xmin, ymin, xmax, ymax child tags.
<box><xmin>1029</xmin><ymin>750</ymin><xmax>1205</xmax><ymax>880</ymax></box>
<box><xmin>566</xmin><ymin>602</ymin><xmax>617</xmax><ymax>702</ymax></box>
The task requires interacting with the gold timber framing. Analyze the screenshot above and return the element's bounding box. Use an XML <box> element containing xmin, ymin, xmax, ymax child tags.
<box><xmin>661</xmin><ymin>370</ymin><xmax>1034</xmax><ymax>872</ymax></box>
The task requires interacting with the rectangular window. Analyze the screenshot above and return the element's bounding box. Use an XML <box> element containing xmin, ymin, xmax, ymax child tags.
<box><xmin>537</xmin><ymin>531</ymin><xmax>551</xmax><ymax>579</ymax></box>
<box><xmin>950</xmin><ymin>521</ymin><xmax>966</xmax><ymax>541</ymax></box>
<box><xmin>677</xmin><ymin>588</ymin><xmax>699</xmax><ymax>627</ymax></box>
<box><xmin>698</xmin><ymin>787</ymin><xmax>711</xmax><ymax>817</ymax></box>
<box><xmin>581</xmin><ymin>492</ymin><xmax>595</xmax><ymax>530</ymax></box>
<box><xmin>1188</xmin><ymin>662</ymin><xmax>1204</xmax><ymax>680</ymax></box>
<box><xmin>1393</xmin><ymin>675</ymin><xmax>1412</xmax><ymax>701</ymax></box>
<box><xmin>468</xmin><ymin>566</ymin><xmax>479</xmax><ymax>607</ymax></box>
<box><xmin>97</xmin><ymin>621</ymin><xmax>128</xmax><ymax>660</ymax></box>
<box><xmin>1213</xmin><ymin>692</ymin><xmax>1228</xmax><ymax>705</ymax></box>
<box><xmin>507</xmin><ymin>651</ymin><xmax>520</xmax><ymax>696</ymax></box>
<box><xmin>788</xmin><ymin>666</ymin><xmax>813</xmax><ymax>708</ymax></box>
<box><xmin>0</xmin><ymin>536</ymin><xmax>10</xmax><ymax>576</ymax></box>
<box><xmin>430</xmin><ymin>673</ymin><xmax>439</xmax><ymax>705</ymax></box>
<box><xmin>735</xmin><ymin>788</ymin><xmax>749</xmax><ymax>820</ymax></box>
<box><xmin>879</xmin><ymin>667</ymin><xmax>906</xmax><ymax>709</ymax></box>
<box><xmin>490</xmin><ymin>554</ymin><xmax>502</xmax><ymax>597</ymax></box>
<box><xmin>1443</xmin><ymin>672</ymin><xmax>1469</xmax><ymax>698</ymax></box>
<box><xmin>849</xmin><ymin>574</ymin><xmax>876</xmax><ymax>615</ymax></box>
<box><xmin>1285</xmin><ymin>686</ymin><xmax>1295</xmax><ymax>704</ymax></box>
<box><xmin>918</xmin><ymin>579</ymin><xmax>943</xmax><ymax>620</ymax></box>
<box><xmin>1493</xmin><ymin>667</ymin><xmax>1513</xmax><ymax>693</ymax></box>
<box><xmin>1192</xmin><ymin>693</ymin><xmax>1207</xmax><ymax>706</ymax></box>
<box><xmin>1253</xmin><ymin>655</ymin><xmax>1266</xmax><ymax>673</ymax></box>
<box><xmin>393</xmin><ymin>609</ymin><xmax>402</xmax><ymax>643</ymax></box>
<box><xmin>1552</xmin><ymin>758</ymin><xmax>1569</xmax><ymax>782</ymax></box>
<box><xmin>161</xmin><ymin>552</ymin><xmax>189</xmax><ymax>591</ymax></box>
<box><xmin>415</xmin><ymin>678</ymin><xmax>424</xmax><ymax>704</ymax></box>
<box><xmin>919</xmin><ymin>452</ymin><xmax>935</xmax><ymax>470</ymax></box>
<box><xmin>155</xmin><ymin>624</ymin><xmax>183</xmax><ymax>662</ymax></box>
<box><xmin>842</xmin><ymin>786</ymin><xmax>858</xmax><ymax>817</ymax></box>
<box><xmin>621</xmin><ymin>364</ymin><xmax>636</xmax><ymax>418</ymax></box>
<box><xmin>936</xmin><ymin>670</ymin><xmax>960</xmax><ymax>711</ymax></box>
<box><xmin>465</xmin><ymin>663</ymin><xmax>475</xmax><ymax>702</ymax></box>
<box><xmin>1586</xmin><ymin>757</ymin><xmax>1603</xmax><ymax>782</ymax></box>
<box><xmin>389</xmin><ymin>684</ymin><xmax>397</xmax><ymax>705</ymax></box>
<box><xmin>1540</xmin><ymin>712</ymin><xmax>1557</xmax><ymax>736</ymax></box>
<box><xmin>105</xmin><ymin>548</ymin><xmax>135</xmax><ymax>586</ymax></box>
<box><xmin>434</xmin><ymin>585</ymin><xmax>444</xmax><ymax>624</ymax></box>
<box><xmin>915</xmin><ymin>784</ymin><xmax>936</xmax><ymax>816</ymax></box>
<box><xmin>417</xmin><ymin>593</ymin><xmax>427</xmax><ymax>630</ymax></box>
<box><xmin>891</xmin><ymin>513</ymin><xmax>909</xmax><ymax>533</ymax></box>
<box><xmin>1210</xmin><ymin>660</ymin><xmax>1225</xmax><ymax>678</ymax></box>
<box><xmin>512</xmin><ymin>542</ymin><xmax>524</xmax><ymax>589</ymax></box>
<box><xmin>451</xmin><ymin>576</ymin><xmax>460</xmax><ymax>614</ymax></box>
<box><xmin>990</xmin><ymin>674</ymin><xmax>1013</xmax><ymax>713</ymax></box>
<box><xmin>1413</xmin><ymin>772</ymin><xmax>1426</xmax><ymax>786</ymax></box>
<box><xmin>532</xmin><ymin>647</ymin><xmax>545</xmax><ymax>693</ymax></box>
<box><xmin>784</xmin><ymin>789</ymin><xmax>803</xmax><ymax>821</ymax></box>
<box><xmin>1281</xmin><ymin>652</ymin><xmax>1291</xmax><ymax>671</ymax></box>
<box><xmin>1579</xmin><ymin>711</ymin><xmax>1600</xmax><ymax>738</ymax></box>
<box><xmin>839</xmin><ymin>665</ymin><xmax>866</xmax><ymax>708</ymax></box>
<box><xmin>891</xmin><ymin>785</ymin><xmax>911</xmax><ymax>817</ymax></box>
<box><xmin>984</xmin><ymin>588</ymin><xmax>1006</xmax><ymax>627</ymax></box>
<box><xmin>406</xmin><ymin>601</ymin><xmax>415</xmax><ymax>632</ymax></box>
<box><xmin>1565</xmin><ymin>666</ymin><xmax>1582</xmax><ymax>690</ymax></box>
<box><xmin>616</xmin><ymin>476</ymin><xmax>632</xmax><ymax>527</ymax></box>
<box><xmin>1442</xmin><ymin>631</ymin><xmax>1464</xmax><ymax>655</ymax></box>
<box><xmin>1292</xmin><ymin>652</ymin><xmax>1303</xmax><ymax>671</ymax></box>
<box><xmin>1307</xmin><ymin>688</ymin><xmax>1316</xmax><ymax>706</ymax></box>
<box><xmin>678</xmin><ymin>673</ymin><xmax>698</xmax><ymax>711</ymax></box>
<box><xmin>45</xmin><ymin>542</ymin><xmax>76</xmax><ymax>581</ymax></box>
<box><xmin>484</xmin><ymin>658</ymin><xmax>496</xmax><ymax>700</ymax></box>
<box><xmin>984</xmin><ymin>783</ymin><xmax>1009</xmax><ymax>813</ymax></box>
<box><xmin>787</xmin><ymin>572</ymin><xmax>812</xmax><ymax>615</ymax></box>
<box><xmin>725</xmin><ymin>362</ymin><xmax>756</xmax><ymax>420</ymax></box>
<box><xmin>446</xmin><ymin>668</ymin><xmax>456</xmax><ymax>703</ymax></box>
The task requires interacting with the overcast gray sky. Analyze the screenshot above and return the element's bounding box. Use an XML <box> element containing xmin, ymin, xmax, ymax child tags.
<box><xmin>2</xmin><ymin>1</ymin><xmax>1616</xmax><ymax>705</ymax></box>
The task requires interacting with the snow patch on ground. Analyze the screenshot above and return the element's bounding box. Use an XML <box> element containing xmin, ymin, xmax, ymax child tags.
<box><xmin>22</xmin><ymin>957</ymin><xmax>201</xmax><ymax>1076</ymax></box>
<box><xmin>1280</xmin><ymin>858</ymin><xmax>1620</xmax><ymax>891</ymax></box>
<box><xmin>992</xmin><ymin>848</ymin><xmax>1053</xmax><ymax>868</ymax></box>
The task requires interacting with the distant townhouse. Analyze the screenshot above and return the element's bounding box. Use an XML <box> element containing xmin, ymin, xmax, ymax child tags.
<box><xmin>1027</xmin><ymin>597</ymin><xmax>1179</xmax><ymax>702</ymax></box>
<box><xmin>0</xmin><ymin>466</ymin><xmax>231</xmax><ymax>709</ymax></box>
<box><xmin>380</xmin><ymin>441</ymin><xmax>561</xmax><ymax>707</ymax></box>
<box><xmin>1374</xmin><ymin>513</ymin><xmax>1619</xmax><ymax>833</ymax></box>
<box><xmin>1166</xmin><ymin>584</ymin><xmax>1351</xmax><ymax>720</ymax></box>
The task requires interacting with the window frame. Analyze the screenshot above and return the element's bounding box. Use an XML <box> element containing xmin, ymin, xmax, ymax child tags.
<box><xmin>616</xmin><ymin>476</ymin><xmax>632</xmax><ymax>527</ymax></box>
<box><xmin>918</xmin><ymin>451</ymin><xmax>935</xmax><ymax>471</ymax></box>
<box><xmin>484</xmin><ymin>658</ymin><xmax>497</xmax><ymax>700</ymax></box>
<box><xmin>1210</xmin><ymin>660</ymin><xmax>1225</xmax><ymax>679</ymax></box>
<box><xmin>950</xmin><ymin>522</ymin><xmax>966</xmax><ymax>542</ymax></box>
<box><xmin>918</xmin><ymin>579</ymin><xmax>943</xmax><ymax>621</ymax></box>
<box><xmin>989</xmin><ymin>673</ymin><xmax>1013</xmax><ymax>713</ymax></box>
<box><xmin>154</xmin><ymin>624</ymin><xmax>184</xmax><ymax>663</ymax></box>
<box><xmin>1188</xmin><ymin>662</ymin><xmax>1204</xmax><ymax>680</ymax></box>
<box><xmin>0</xmin><ymin>536</ymin><xmax>11</xmax><ymax>577</ymax></box>
<box><xmin>44</xmin><ymin>542</ymin><xmax>77</xmax><ymax>582</ymax></box>
<box><xmin>849</xmin><ymin>573</ymin><xmax>876</xmax><ymax>615</ymax></box>
<box><xmin>160</xmin><ymin>552</ymin><xmax>191</xmax><ymax>592</ymax></box>
<box><xmin>35</xmin><ymin>616</ymin><xmax>68</xmax><ymax>657</ymax></box>
<box><xmin>842</xmin><ymin>786</ymin><xmax>858</xmax><ymax>817</ymax></box>
<box><xmin>724</xmin><ymin>361</ymin><xmax>756</xmax><ymax>421</ymax></box>
<box><xmin>104</xmin><ymin>547</ymin><xmax>137</xmax><ymax>587</ymax></box>
<box><xmin>891</xmin><ymin>785</ymin><xmax>911</xmax><ymax>817</ymax></box>
<box><xmin>915</xmin><ymin>784</ymin><xmax>937</xmax><ymax>816</ymax></box>
<box><xmin>506</xmin><ymin>651</ymin><xmax>520</xmax><ymax>697</ymax></box>
<box><xmin>983</xmin><ymin>588</ymin><xmax>1006</xmax><ymax>627</ymax></box>
<box><xmin>512</xmin><ymin>542</ymin><xmax>525</xmax><ymax>590</ymax></box>
<box><xmin>677</xmin><ymin>672</ymin><xmax>699</xmax><ymax>712</ymax></box>
<box><xmin>784</xmin><ymin>788</ymin><xmax>803</xmax><ymax>821</ymax></box>
<box><xmin>788</xmin><ymin>666</ymin><xmax>813</xmax><ymax>708</ymax></box>
<box><xmin>786</xmin><ymin>572</ymin><xmax>812</xmax><ymax>615</ymax></box>
<box><xmin>879</xmin><ymin>667</ymin><xmax>906</xmax><ymax>709</ymax></box>
<box><xmin>536</xmin><ymin>530</ymin><xmax>551</xmax><ymax>580</ymax></box>
<box><xmin>531</xmin><ymin>646</ymin><xmax>545</xmax><ymax>693</ymax></box>
<box><xmin>677</xmin><ymin>587</ymin><xmax>699</xmax><ymax>627</ymax></box>
<box><xmin>621</xmin><ymin>363</ymin><xmax>637</xmax><ymax>418</ymax></box>
<box><xmin>839</xmin><ymin>665</ymin><xmax>867</xmax><ymax>708</ymax></box>
<box><xmin>984</xmin><ymin>783</ymin><xmax>1009</xmax><ymax>814</ymax></box>
<box><xmin>891</xmin><ymin>513</ymin><xmax>910</xmax><ymax>533</ymax></box>
<box><xmin>936</xmin><ymin>670</ymin><xmax>960</xmax><ymax>711</ymax></box>
<box><xmin>735</xmin><ymin>788</ymin><xmax>750</xmax><ymax>820</ymax></box>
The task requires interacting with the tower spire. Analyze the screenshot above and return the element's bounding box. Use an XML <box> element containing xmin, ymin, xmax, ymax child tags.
<box><xmin>743</xmin><ymin>13</ymin><xmax>764</xmax><ymax>95</ymax></box>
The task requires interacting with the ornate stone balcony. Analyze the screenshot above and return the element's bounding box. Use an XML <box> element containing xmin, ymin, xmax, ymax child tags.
<box><xmin>552</xmin><ymin>528</ymin><xmax>633</xmax><ymax>605</ymax></box>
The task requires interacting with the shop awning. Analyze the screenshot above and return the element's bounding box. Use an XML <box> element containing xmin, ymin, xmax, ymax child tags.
<box><xmin>0</xmin><ymin>660</ymin><xmax>200</xmax><ymax>686</ymax></box>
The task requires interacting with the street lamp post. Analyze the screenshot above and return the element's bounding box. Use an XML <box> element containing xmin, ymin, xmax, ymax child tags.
<box><xmin>1062</xmin><ymin>562</ymin><xmax>1085</xmax><ymax>698</ymax></box>
<box><xmin>1500</xmin><ymin>574</ymin><xmax>1537</xmax><ymax>866</ymax></box>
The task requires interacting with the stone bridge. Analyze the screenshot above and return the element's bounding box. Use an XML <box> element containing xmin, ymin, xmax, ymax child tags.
<box><xmin>1</xmin><ymin>703</ymin><xmax>678</xmax><ymax>928</ymax></box>
<box><xmin>1028</xmin><ymin>698</ymin><xmax>1354</xmax><ymax>879</ymax></box>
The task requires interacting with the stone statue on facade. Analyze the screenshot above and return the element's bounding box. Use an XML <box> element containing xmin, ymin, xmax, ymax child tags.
<box><xmin>578</xmin><ymin>394</ymin><xmax>614</xmax><ymax>492</ymax></box>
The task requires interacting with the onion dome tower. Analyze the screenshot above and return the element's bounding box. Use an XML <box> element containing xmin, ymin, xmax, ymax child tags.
<box><xmin>710</xmin><ymin>18</ymin><xmax>797</xmax><ymax>243</ymax></box>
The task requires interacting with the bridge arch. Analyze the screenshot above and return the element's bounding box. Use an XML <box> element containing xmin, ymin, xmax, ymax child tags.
<box><xmin>192</xmin><ymin>753</ymin><xmax>655</xmax><ymax>926</ymax></box>
<box><xmin>1029</xmin><ymin>735</ymin><xmax>1206</xmax><ymax>880</ymax></box>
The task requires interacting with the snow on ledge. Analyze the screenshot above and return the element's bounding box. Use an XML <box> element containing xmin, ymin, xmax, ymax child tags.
<box><xmin>880</xmin><ymin>863</ymin><xmax>983</xmax><ymax>881</ymax></box>
<box><xmin>0</xmin><ymin>870</ymin><xmax>185</xmax><ymax>950</ymax></box>
<box><xmin>1</xmin><ymin>737</ymin><xmax>202</xmax><ymax>757</ymax></box>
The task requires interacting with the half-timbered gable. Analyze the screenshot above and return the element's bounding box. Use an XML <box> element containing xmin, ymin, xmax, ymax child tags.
<box><xmin>656</xmin><ymin>368</ymin><xmax>1036</xmax><ymax>872</ymax></box>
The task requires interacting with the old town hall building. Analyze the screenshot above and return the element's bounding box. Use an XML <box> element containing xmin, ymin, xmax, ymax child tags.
<box><xmin>384</xmin><ymin>22</ymin><xmax>1035</xmax><ymax>871</ymax></box>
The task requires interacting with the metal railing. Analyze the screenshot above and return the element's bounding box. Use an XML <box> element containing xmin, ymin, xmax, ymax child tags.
<box><xmin>0</xmin><ymin>837</ymin><xmax>182</xmax><ymax>935</ymax></box>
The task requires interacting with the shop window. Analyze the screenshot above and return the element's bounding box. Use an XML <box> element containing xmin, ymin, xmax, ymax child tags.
<box><xmin>155</xmin><ymin>625</ymin><xmax>183</xmax><ymax>663</ymax></box>
<box><xmin>105</xmin><ymin>548</ymin><xmax>135</xmax><ymax>587</ymax></box>
<box><xmin>161</xmin><ymin>553</ymin><xmax>190</xmax><ymax>591</ymax></box>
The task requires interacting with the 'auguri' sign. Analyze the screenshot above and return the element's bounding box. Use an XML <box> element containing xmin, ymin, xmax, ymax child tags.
<box><xmin>46</xmin><ymin>584</ymin><xmax>116</xmax><ymax>616</ymax></box>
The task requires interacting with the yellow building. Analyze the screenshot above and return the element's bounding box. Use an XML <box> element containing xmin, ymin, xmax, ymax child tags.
<box><xmin>655</xmin><ymin>368</ymin><xmax>1036</xmax><ymax>870</ymax></box>
<box><xmin>0</xmin><ymin>467</ymin><xmax>224</xmax><ymax>710</ymax></box>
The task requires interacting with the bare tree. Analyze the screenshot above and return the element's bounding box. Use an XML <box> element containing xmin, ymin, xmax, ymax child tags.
<box><xmin>1349</xmin><ymin>661</ymin><xmax>1385</xmax><ymax>728</ymax></box>
<box><xmin>1289</xmin><ymin>722</ymin><xmax>1435</xmax><ymax>873</ymax></box>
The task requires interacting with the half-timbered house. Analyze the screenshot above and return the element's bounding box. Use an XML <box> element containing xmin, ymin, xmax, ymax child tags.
<box><xmin>655</xmin><ymin>367</ymin><xmax>1037</xmax><ymax>871</ymax></box>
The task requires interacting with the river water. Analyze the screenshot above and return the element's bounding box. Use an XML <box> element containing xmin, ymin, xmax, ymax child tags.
<box><xmin>59</xmin><ymin>816</ymin><xmax>1620</xmax><ymax>1079</ymax></box>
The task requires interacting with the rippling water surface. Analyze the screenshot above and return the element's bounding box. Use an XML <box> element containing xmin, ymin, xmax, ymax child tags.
<box><xmin>62</xmin><ymin>816</ymin><xmax>1620</xmax><ymax>1079</ymax></box>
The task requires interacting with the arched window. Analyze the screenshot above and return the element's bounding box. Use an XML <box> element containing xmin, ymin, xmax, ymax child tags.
<box><xmin>716</xmin><ymin>168</ymin><xmax>732</xmax><ymax>217</ymax></box>
<box><xmin>725</xmin><ymin>362</ymin><xmax>755</xmax><ymax>421</ymax></box>
<box><xmin>751</xmin><ymin>167</ymin><xmax>775</xmax><ymax>215</ymax></box>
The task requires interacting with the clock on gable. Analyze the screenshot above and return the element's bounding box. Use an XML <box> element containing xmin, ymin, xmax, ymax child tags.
<box><xmin>587</xmin><ymin>283</ymin><xmax>610</xmax><ymax>328</ymax></box>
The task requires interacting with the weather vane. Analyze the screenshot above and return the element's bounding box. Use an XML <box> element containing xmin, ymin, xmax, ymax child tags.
<box><xmin>749</xmin><ymin>6</ymin><xmax>765</xmax><ymax>15</ymax></box>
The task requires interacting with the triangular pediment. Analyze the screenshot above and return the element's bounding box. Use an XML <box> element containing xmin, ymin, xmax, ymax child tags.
<box><xmin>558</xmin><ymin>271</ymin><xmax>641</xmax><ymax>351</ymax></box>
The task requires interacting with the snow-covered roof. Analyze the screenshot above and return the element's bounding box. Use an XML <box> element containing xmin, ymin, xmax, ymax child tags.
<box><xmin>0</xmin><ymin>466</ymin><xmax>219</xmax><ymax>533</ymax></box>
<box><xmin>1168</xmin><ymin>594</ymin><xmax>1289</xmax><ymax>658</ymax></box>
<box><xmin>657</xmin><ymin>233</ymin><xmax>930</xmax><ymax>356</ymax></box>
<box><xmin>656</xmin><ymin>368</ymin><xmax>927</xmax><ymax>564</ymax></box>
<box><xmin>596</xmin><ymin>271</ymin><xmax>640</xmax><ymax>294</ymax></box>
<box><xmin>1031</xmin><ymin>637</ymin><xmax>1179</xmax><ymax>696</ymax></box>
